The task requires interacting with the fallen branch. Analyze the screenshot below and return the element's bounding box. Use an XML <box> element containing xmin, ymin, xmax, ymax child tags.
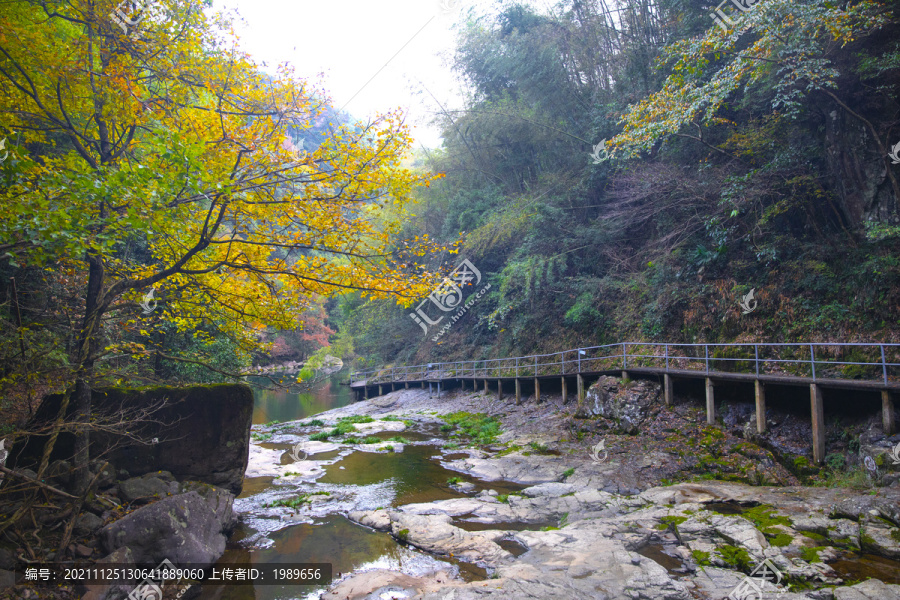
<box><xmin>0</xmin><ymin>465</ymin><xmax>77</xmax><ymax>499</ymax></box>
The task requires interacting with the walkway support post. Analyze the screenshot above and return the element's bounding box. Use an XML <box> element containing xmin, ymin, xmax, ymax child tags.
<box><xmin>364</xmin><ymin>386</ymin><xmax>368</xmax><ymax>400</ymax></box>
<box><xmin>405</xmin><ymin>382</ymin><xmax>409</xmax><ymax>389</ymax></box>
<box><xmin>755</xmin><ymin>381</ymin><xmax>766</xmax><ymax>434</ymax></box>
<box><xmin>705</xmin><ymin>378</ymin><xmax>715</xmax><ymax>425</ymax></box>
<box><xmin>883</xmin><ymin>390</ymin><xmax>896</xmax><ymax>435</ymax></box>
<box><xmin>561</xmin><ymin>377</ymin><xmax>568</xmax><ymax>403</ymax></box>
<box><xmin>515</xmin><ymin>379</ymin><xmax>521</xmax><ymax>405</ymax></box>
<box><xmin>497</xmin><ymin>380</ymin><xmax>503</xmax><ymax>401</ymax></box>
<box><xmin>664</xmin><ymin>374</ymin><xmax>673</xmax><ymax>407</ymax></box>
<box><xmin>622</xmin><ymin>371</ymin><xmax>629</xmax><ymax>382</ymax></box>
<box><xmin>437</xmin><ymin>382</ymin><xmax>441</xmax><ymax>399</ymax></box>
<box><xmin>534</xmin><ymin>378</ymin><xmax>541</xmax><ymax>403</ymax></box>
<box><xmin>379</xmin><ymin>385</ymin><xmax>383</xmax><ymax>396</ymax></box>
<box><xmin>484</xmin><ymin>379</ymin><xmax>489</xmax><ymax>393</ymax></box>
<box><xmin>429</xmin><ymin>382</ymin><xmax>432</xmax><ymax>396</ymax></box>
<box><xmin>577</xmin><ymin>374</ymin><xmax>585</xmax><ymax>406</ymax></box>
<box><xmin>810</xmin><ymin>383</ymin><xmax>825</xmax><ymax>463</ymax></box>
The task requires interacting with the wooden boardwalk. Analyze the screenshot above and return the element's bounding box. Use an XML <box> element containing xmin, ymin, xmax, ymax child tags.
<box><xmin>350</xmin><ymin>342</ymin><xmax>899</xmax><ymax>463</ymax></box>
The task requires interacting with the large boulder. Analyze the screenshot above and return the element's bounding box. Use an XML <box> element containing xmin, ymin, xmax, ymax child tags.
<box><xmin>99</xmin><ymin>490</ymin><xmax>233</xmax><ymax>567</ymax></box>
<box><xmin>119</xmin><ymin>474</ymin><xmax>178</xmax><ymax>504</ymax></box>
<box><xmin>12</xmin><ymin>384</ymin><xmax>253</xmax><ymax>494</ymax></box>
<box><xmin>575</xmin><ymin>376</ymin><xmax>659</xmax><ymax>433</ymax></box>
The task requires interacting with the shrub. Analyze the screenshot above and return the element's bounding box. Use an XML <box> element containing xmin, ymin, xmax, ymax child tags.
<box><xmin>800</xmin><ymin>546</ymin><xmax>826</xmax><ymax>562</ymax></box>
<box><xmin>825</xmin><ymin>453</ymin><xmax>846</xmax><ymax>470</ymax></box>
<box><xmin>333</xmin><ymin>422</ymin><xmax>356</xmax><ymax>436</ymax></box>
<box><xmin>338</xmin><ymin>415</ymin><xmax>375</xmax><ymax>424</ymax></box>
<box><xmin>718</xmin><ymin>544</ymin><xmax>754</xmax><ymax>572</ymax></box>
<box><xmin>529</xmin><ymin>441</ymin><xmax>552</xmax><ymax>454</ymax></box>
<box><xmin>562</xmin><ymin>468</ymin><xmax>575</xmax><ymax>478</ymax></box>
<box><xmin>441</xmin><ymin>412</ymin><xmax>502</xmax><ymax>445</ymax></box>
<box><xmin>767</xmin><ymin>533</ymin><xmax>793</xmax><ymax>547</ymax></box>
<box><xmin>710</xmin><ymin>346</ymin><xmax>755</xmax><ymax>373</ymax></box>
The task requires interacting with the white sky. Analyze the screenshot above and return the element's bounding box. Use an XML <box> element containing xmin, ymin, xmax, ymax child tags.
<box><xmin>209</xmin><ymin>0</ymin><xmax>546</xmax><ymax>148</ymax></box>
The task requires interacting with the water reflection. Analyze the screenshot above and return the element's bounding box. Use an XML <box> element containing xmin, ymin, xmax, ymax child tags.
<box><xmin>249</xmin><ymin>373</ymin><xmax>353</xmax><ymax>425</ymax></box>
<box><xmin>199</xmin><ymin>515</ymin><xmax>454</xmax><ymax>600</ymax></box>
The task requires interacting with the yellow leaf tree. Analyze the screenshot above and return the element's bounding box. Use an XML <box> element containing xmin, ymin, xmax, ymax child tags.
<box><xmin>0</xmin><ymin>0</ymin><xmax>443</xmax><ymax>488</ymax></box>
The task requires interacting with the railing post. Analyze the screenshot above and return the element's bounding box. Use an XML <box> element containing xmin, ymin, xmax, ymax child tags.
<box><xmin>665</xmin><ymin>344</ymin><xmax>669</xmax><ymax>372</ymax></box>
<box><xmin>515</xmin><ymin>357</ymin><xmax>519</xmax><ymax>377</ymax></box>
<box><xmin>881</xmin><ymin>344</ymin><xmax>888</xmax><ymax>385</ymax></box>
<box><xmin>755</xmin><ymin>344</ymin><xmax>759</xmax><ymax>377</ymax></box>
<box><xmin>623</xmin><ymin>343</ymin><xmax>627</xmax><ymax>370</ymax></box>
<box><xmin>705</xmin><ymin>344</ymin><xmax>709</xmax><ymax>374</ymax></box>
<box><xmin>810</xmin><ymin>344</ymin><xmax>816</xmax><ymax>381</ymax></box>
<box><xmin>578</xmin><ymin>349</ymin><xmax>582</xmax><ymax>373</ymax></box>
<box><xmin>534</xmin><ymin>355</ymin><xmax>538</xmax><ymax>377</ymax></box>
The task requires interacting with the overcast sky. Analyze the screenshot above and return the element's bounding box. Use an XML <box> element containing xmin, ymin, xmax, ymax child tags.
<box><xmin>210</xmin><ymin>0</ymin><xmax>546</xmax><ymax>148</ymax></box>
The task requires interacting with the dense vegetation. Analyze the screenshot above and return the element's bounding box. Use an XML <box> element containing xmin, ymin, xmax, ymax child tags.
<box><xmin>1</xmin><ymin>0</ymin><xmax>898</xmax><ymax>486</ymax></box>
<box><xmin>0</xmin><ymin>0</ymin><xmax>449</xmax><ymax>487</ymax></box>
<box><xmin>337</xmin><ymin>0</ymin><xmax>900</xmax><ymax>369</ymax></box>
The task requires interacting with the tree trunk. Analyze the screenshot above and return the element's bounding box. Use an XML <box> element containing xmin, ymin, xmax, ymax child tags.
<box><xmin>72</xmin><ymin>252</ymin><xmax>105</xmax><ymax>492</ymax></box>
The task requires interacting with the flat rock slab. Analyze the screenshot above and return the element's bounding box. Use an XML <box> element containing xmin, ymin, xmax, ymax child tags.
<box><xmin>445</xmin><ymin>455</ymin><xmax>571</xmax><ymax>484</ymax></box>
<box><xmin>833</xmin><ymin>579</ymin><xmax>900</xmax><ymax>600</ymax></box>
<box><xmin>353</xmin><ymin>421</ymin><xmax>406</xmax><ymax>434</ymax></box>
<box><xmin>245</xmin><ymin>443</ymin><xmax>328</xmax><ymax>480</ymax></box>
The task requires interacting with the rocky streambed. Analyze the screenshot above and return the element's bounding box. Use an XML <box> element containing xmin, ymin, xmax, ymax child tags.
<box><xmin>227</xmin><ymin>378</ymin><xmax>900</xmax><ymax>600</ymax></box>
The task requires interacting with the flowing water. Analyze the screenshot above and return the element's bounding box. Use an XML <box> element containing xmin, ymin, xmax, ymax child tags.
<box><xmin>198</xmin><ymin>373</ymin><xmax>522</xmax><ymax>600</ymax></box>
<box><xmin>199</xmin><ymin>373</ymin><xmax>900</xmax><ymax>599</ymax></box>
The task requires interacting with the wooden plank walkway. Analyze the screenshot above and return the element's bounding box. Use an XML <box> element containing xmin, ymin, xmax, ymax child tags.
<box><xmin>349</xmin><ymin>342</ymin><xmax>900</xmax><ymax>463</ymax></box>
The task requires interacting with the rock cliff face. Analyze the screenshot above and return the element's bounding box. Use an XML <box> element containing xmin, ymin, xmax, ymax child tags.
<box><xmin>575</xmin><ymin>375</ymin><xmax>658</xmax><ymax>433</ymax></box>
<box><xmin>11</xmin><ymin>383</ymin><xmax>253</xmax><ymax>494</ymax></box>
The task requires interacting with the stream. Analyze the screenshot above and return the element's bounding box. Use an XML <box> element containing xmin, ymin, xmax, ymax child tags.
<box><xmin>194</xmin><ymin>373</ymin><xmax>900</xmax><ymax>600</ymax></box>
<box><xmin>197</xmin><ymin>373</ymin><xmax>525</xmax><ymax>600</ymax></box>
